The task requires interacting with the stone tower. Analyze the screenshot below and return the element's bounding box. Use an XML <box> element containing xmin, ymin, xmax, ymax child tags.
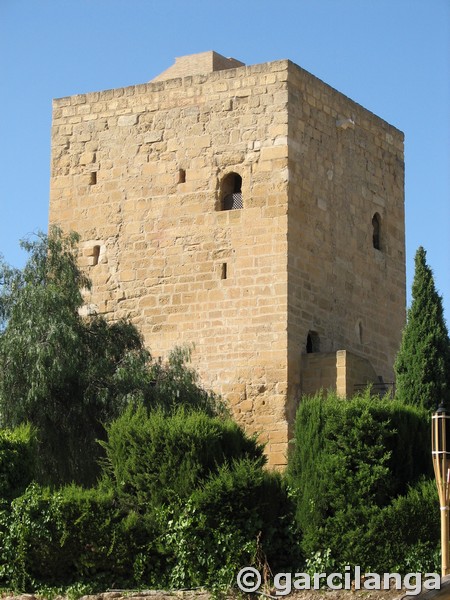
<box><xmin>49</xmin><ymin>51</ymin><xmax>406</xmax><ymax>467</ymax></box>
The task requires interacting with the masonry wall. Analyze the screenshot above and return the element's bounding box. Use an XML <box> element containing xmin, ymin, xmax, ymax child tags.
<box><xmin>49</xmin><ymin>56</ymin><xmax>406</xmax><ymax>468</ymax></box>
<box><xmin>286</xmin><ymin>60</ymin><xmax>406</xmax><ymax>422</ymax></box>
<box><xmin>152</xmin><ymin>51</ymin><xmax>245</xmax><ymax>82</ymax></box>
<box><xmin>301</xmin><ymin>353</ymin><xmax>337</xmax><ymax>396</ymax></box>
<box><xmin>301</xmin><ymin>350</ymin><xmax>378</xmax><ymax>398</ymax></box>
<box><xmin>49</xmin><ymin>60</ymin><xmax>292</xmax><ymax>467</ymax></box>
<box><xmin>336</xmin><ymin>350</ymin><xmax>379</xmax><ymax>398</ymax></box>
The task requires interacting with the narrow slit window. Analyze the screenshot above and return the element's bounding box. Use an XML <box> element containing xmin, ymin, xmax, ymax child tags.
<box><xmin>92</xmin><ymin>245</ymin><xmax>100</xmax><ymax>266</ymax></box>
<box><xmin>372</xmin><ymin>213</ymin><xmax>381</xmax><ymax>250</ymax></box>
<box><xmin>221</xmin><ymin>263</ymin><xmax>227</xmax><ymax>280</ymax></box>
<box><xmin>178</xmin><ymin>169</ymin><xmax>186</xmax><ymax>184</ymax></box>
<box><xmin>89</xmin><ymin>172</ymin><xmax>97</xmax><ymax>186</ymax></box>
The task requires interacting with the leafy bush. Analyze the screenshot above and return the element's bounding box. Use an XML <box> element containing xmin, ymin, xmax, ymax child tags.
<box><xmin>100</xmin><ymin>404</ymin><xmax>264</xmax><ymax>509</ymax></box>
<box><xmin>0</xmin><ymin>424</ymin><xmax>36</xmax><ymax>502</ymax></box>
<box><xmin>0</xmin><ymin>483</ymin><xmax>168</xmax><ymax>591</ymax></box>
<box><xmin>370</xmin><ymin>478</ymin><xmax>440</xmax><ymax>573</ymax></box>
<box><xmin>162</xmin><ymin>458</ymin><xmax>301</xmax><ymax>591</ymax></box>
<box><xmin>288</xmin><ymin>390</ymin><xmax>431</xmax><ymax>568</ymax></box>
<box><xmin>0</xmin><ymin>418</ymin><xmax>294</xmax><ymax>593</ymax></box>
<box><xmin>0</xmin><ymin>457</ymin><xmax>300</xmax><ymax>593</ymax></box>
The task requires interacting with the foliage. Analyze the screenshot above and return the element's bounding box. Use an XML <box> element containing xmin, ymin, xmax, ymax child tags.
<box><xmin>100</xmin><ymin>404</ymin><xmax>264</xmax><ymax>510</ymax></box>
<box><xmin>0</xmin><ymin>382</ymin><xmax>441</xmax><ymax>592</ymax></box>
<box><xmin>2</xmin><ymin>234</ymin><xmax>447</xmax><ymax>592</ymax></box>
<box><xmin>0</xmin><ymin>227</ymin><xmax>145</xmax><ymax>485</ymax></box>
<box><xmin>288</xmin><ymin>389</ymin><xmax>431</xmax><ymax>569</ymax></box>
<box><xmin>0</xmin><ymin>228</ymin><xmax>224</xmax><ymax>487</ymax></box>
<box><xmin>146</xmin><ymin>345</ymin><xmax>227</xmax><ymax>417</ymax></box>
<box><xmin>0</xmin><ymin>483</ymin><xmax>168</xmax><ymax>591</ymax></box>
<box><xmin>161</xmin><ymin>457</ymin><xmax>297</xmax><ymax>591</ymax></box>
<box><xmin>0</xmin><ymin>228</ymin><xmax>90</xmax><ymax>331</ymax></box>
<box><xmin>304</xmin><ymin>548</ymin><xmax>340</xmax><ymax>579</ymax></box>
<box><xmin>187</xmin><ymin>459</ymin><xmax>300</xmax><ymax>585</ymax></box>
<box><xmin>395</xmin><ymin>246</ymin><xmax>450</xmax><ymax>411</ymax></box>
<box><xmin>100</xmin><ymin>408</ymin><xmax>299</xmax><ymax>590</ymax></box>
<box><xmin>0</xmin><ymin>433</ymin><xmax>299</xmax><ymax>593</ymax></box>
<box><xmin>0</xmin><ymin>228</ymin><xmax>89</xmax><ymax>432</ymax></box>
<box><xmin>0</xmin><ymin>424</ymin><xmax>36</xmax><ymax>503</ymax></box>
<box><xmin>371</xmin><ymin>478</ymin><xmax>440</xmax><ymax>573</ymax></box>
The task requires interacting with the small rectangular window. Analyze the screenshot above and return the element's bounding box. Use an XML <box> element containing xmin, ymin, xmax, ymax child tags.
<box><xmin>221</xmin><ymin>263</ymin><xmax>227</xmax><ymax>280</ymax></box>
<box><xmin>92</xmin><ymin>245</ymin><xmax>100</xmax><ymax>266</ymax></box>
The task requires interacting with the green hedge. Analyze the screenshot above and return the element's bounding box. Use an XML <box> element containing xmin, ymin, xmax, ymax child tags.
<box><xmin>100</xmin><ymin>404</ymin><xmax>265</xmax><ymax>509</ymax></box>
<box><xmin>371</xmin><ymin>478</ymin><xmax>440</xmax><ymax>573</ymax></box>
<box><xmin>288</xmin><ymin>390</ymin><xmax>432</xmax><ymax>569</ymax></box>
<box><xmin>0</xmin><ymin>462</ymin><xmax>297</xmax><ymax>592</ymax></box>
<box><xmin>0</xmin><ymin>483</ymin><xmax>168</xmax><ymax>591</ymax></box>
<box><xmin>162</xmin><ymin>458</ymin><xmax>301</xmax><ymax>591</ymax></box>
<box><xmin>0</xmin><ymin>424</ymin><xmax>36</xmax><ymax>503</ymax></box>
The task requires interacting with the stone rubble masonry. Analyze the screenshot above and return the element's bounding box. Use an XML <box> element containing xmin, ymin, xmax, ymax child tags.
<box><xmin>49</xmin><ymin>51</ymin><xmax>406</xmax><ymax>468</ymax></box>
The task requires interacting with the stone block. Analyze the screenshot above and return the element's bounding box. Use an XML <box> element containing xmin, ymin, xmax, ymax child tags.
<box><xmin>144</xmin><ymin>131</ymin><xmax>163</xmax><ymax>143</ymax></box>
<box><xmin>118</xmin><ymin>114</ymin><xmax>139</xmax><ymax>127</ymax></box>
<box><xmin>79</xmin><ymin>152</ymin><xmax>95</xmax><ymax>165</ymax></box>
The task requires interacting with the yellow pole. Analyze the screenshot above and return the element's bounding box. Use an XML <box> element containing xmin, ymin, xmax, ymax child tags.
<box><xmin>432</xmin><ymin>411</ymin><xmax>450</xmax><ymax>577</ymax></box>
<box><xmin>442</xmin><ymin>503</ymin><xmax>449</xmax><ymax>577</ymax></box>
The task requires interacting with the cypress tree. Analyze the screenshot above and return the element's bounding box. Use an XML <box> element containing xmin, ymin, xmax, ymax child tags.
<box><xmin>394</xmin><ymin>246</ymin><xmax>450</xmax><ymax>411</ymax></box>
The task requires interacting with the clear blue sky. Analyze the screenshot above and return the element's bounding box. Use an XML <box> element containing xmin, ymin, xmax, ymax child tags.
<box><xmin>1</xmin><ymin>0</ymin><xmax>449</xmax><ymax>324</ymax></box>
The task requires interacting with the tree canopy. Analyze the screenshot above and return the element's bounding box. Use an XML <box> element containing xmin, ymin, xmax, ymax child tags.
<box><xmin>394</xmin><ymin>246</ymin><xmax>450</xmax><ymax>411</ymax></box>
<box><xmin>0</xmin><ymin>227</ymin><xmax>222</xmax><ymax>486</ymax></box>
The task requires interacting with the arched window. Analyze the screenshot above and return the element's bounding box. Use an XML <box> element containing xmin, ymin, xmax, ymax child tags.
<box><xmin>306</xmin><ymin>331</ymin><xmax>320</xmax><ymax>353</ymax></box>
<box><xmin>372</xmin><ymin>213</ymin><xmax>381</xmax><ymax>250</ymax></box>
<box><xmin>220</xmin><ymin>172</ymin><xmax>243</xmax><ymax>210</ymax></box>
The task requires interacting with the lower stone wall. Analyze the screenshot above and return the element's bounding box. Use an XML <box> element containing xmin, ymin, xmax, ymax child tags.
<box><xmin>301</xmin><ymin>350</ymin><xmax>379</xmax><ymax>398</ymax></box>
<box><xmin>301</xmin><ymin>352</ymin><xmax>337</xmax><ymax>396</ymax></box>
<box><xmin>337</xmin><ymin>350</ymin><xmax>379</xmax><ymax>398</ymax></box>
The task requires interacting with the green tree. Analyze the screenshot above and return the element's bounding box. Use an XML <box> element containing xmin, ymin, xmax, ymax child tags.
<box><xmin>0</xmin><ymin>228</ymin><xmax>222</xmax><ymax>486</ymax></box>
<box><xmin>0</xmin><ymin>227</ymin><xmax>152</xmax><ymax>485</ymax></box>
<box><xmin>147</xmin><ymin>345</ymin><xmax>226</xmax><ymax>418</ymax></box>
<box><xmin>287</xmin><ymin>389</ymin><xmax>431</xmax><ymax>568</ymax></box>
<box><xmin>394</xmin><ymin>246</ymin><xmax>450</xmax><ymax>411</ymax></box>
